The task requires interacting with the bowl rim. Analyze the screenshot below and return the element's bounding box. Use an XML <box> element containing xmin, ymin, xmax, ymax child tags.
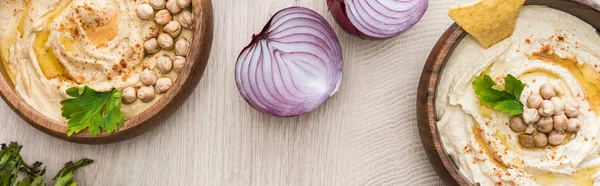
<box><xmin>417</xmin><ymin>0</ymin><xmax>600</xmax><ymax>185</ymax></box>
<box><xmin>0</xmin><ymin>0</ymin><xmax>214</xmax><ymax>144</ymax></box>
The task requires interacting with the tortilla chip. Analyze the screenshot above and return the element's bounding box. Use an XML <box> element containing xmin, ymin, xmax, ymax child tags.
<box><xmin>449</xmin><ymin>0</ymin><xmax>526</xmax><ymax>48</ymax></box>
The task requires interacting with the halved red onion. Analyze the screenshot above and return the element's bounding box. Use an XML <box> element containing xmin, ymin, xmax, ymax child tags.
<box><xmin>235</xmin><ymin>7</ymin><xmax>343</xmax><ymax>117</ymax></box>
<box><xmin>328</xmin><ymin>0</ymin><xmax>429</xmax><ymax>39</ymax></box>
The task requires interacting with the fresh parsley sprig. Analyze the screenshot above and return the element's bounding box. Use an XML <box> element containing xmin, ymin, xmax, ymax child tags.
<box><xmin>0</xmin><ymin>142</ymin><xmax>22</xmax><ymax>186</ymax></box>
<box><xmin>52</xmin><ymin>159</ymin><xmax>94</xmax><ymax>186</ymax></box>
<box><xmin>15</xmin><ymin>160</ymin><xmax>45</xmax><ymax>186</ymax></box>
<box><xmin>472</xmin><ymin>74</ymin><xmax>525</xmax><ymax>116</ymax></box>
<box><xmin>60</xmin><ymin>86</ymin><xmax>124</xmax><ymax>136</ymax></box>
<box><xmin>0</xmin><ymin>142</ymin><xmax>92</xmax><ymax>186</ymax></box>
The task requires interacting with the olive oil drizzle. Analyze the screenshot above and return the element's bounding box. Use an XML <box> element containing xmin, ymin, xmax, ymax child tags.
<box><xmin>528</xmin><ymin>52</ymin><xmax>600</xmax><ymax>114</ymax></box>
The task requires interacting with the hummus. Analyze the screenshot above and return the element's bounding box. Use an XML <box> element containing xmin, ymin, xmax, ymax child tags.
<box><xmin>0</xmin><ymin>0</ymin><xmax>192</xmax><ymax>121</ymax></box>
<box><xmin>437</xmin><ymin>6</ymin><xmax>600</xmax><ymax>185</ymax></box>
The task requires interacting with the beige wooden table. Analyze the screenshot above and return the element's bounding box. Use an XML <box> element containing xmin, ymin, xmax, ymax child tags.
<box><xmin>0</xmin><ymin>0</ymin><xmax>494</xmax><ymax>185</ymax></box>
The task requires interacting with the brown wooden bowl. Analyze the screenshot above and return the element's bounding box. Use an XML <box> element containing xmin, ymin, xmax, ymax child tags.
<box><xmin>417</xmin><ymin>0</ymin><xmax>600</xmax><ymax>185</ymax></box>
<box><xmin>0</xmin><ymin>0</ymin><xmax>213</xmax><ymax>144</ymax></box>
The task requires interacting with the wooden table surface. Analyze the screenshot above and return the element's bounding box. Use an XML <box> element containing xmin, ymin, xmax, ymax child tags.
<box><xmin>2</xmin><ymin>0</ymin><xmax>574</xmax><ymax>185</ymax></box>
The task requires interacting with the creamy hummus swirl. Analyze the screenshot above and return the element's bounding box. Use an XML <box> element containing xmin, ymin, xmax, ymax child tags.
<box><xmin>437</xmin><ymin>6</ymin><xmax>600</xmax><ymax>185</ymax></box>
<box><xmin>0</xmin><ymin>0</ymin><xmax>192</xmax><ymax>121</ymax></box>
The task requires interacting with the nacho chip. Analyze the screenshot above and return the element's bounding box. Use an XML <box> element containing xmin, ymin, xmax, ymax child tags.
<box><xmin>449</xmin><ymin>0</ymin><xmax>526</xmax><ymax>48</ymax></box>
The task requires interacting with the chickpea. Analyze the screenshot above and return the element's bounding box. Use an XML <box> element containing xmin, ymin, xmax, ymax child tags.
<box><xmin>154</xmin><ymin>9</ymin><xmax>172</xmax><ymax>25</ymax></box>
<box><xmin>566</xmin><ymin>118</ymin><xmax>581</xmax><ymax>132</ymax></box>
<box><xmin>140</xmin><ymin>69</ymin><xmax>158</xmax><ymax>85</ymax></box>
<box><xmin>177</xmin><ymin>0</ymin><xmax>191</xmax><ymax>8</ymax></box>
<box><xmin>540</xmin><ymin>83</ymin><xmax>556</xmax><ymax>99</ymax></box>
<box><xmin>172</xmin><ymin>56</ymin><xmax>186</xmax><ymax>72</ymax></box>
<box><xmin>137</xmin><ymin>4</ymin><xmax>154</xmax><ymax>20</ymax></box>
<box><xmin>149</xmin><ymin>0</ymin><xmax>166</xmax><ymax>10</ymax></box>
<box><xmin>519</xmin><ymin>134</ymin><xmax>535</xmax><ymax>148</ymax></box>
<box><xmin>178</xmin><ymin>10</ymin><xmax>194</xmax><ymax>29</ymax></box>
<box><xmin>137</xmin><ymin>86</ymin><xmax>156</xmax><ymax>103</ymax></box>
<box><xmin>536</xmin><ymin>117</ymin><xmax>554</xmax><ymax>133</ymax></box>
<box><xmin>509</xmin><ymin>116</ymin><xmax>526</xmax><ymax>132</ymax></box>
<box><xmin>175</xmin><ymin>38</ymin><xmax>190</xmax><ymax>56</ymax></box>
<box><xmin>522</xmin><ymin>108</ymin><xmax>541</xmax><ymax>124</ymax></box>
<box><xmin>163</xmin><ymin>21</ymin><xmax>182</xmax><ymax>38</ymax></box>
<box><xmin>155</xmin><ymin>78</ymin><xmax>173</xmax><ymax>94</ymax></box>
<box><xmin>166</xmin><ymin>0</ymin><xmax>182</xmax><ymax>14</ymax></box>
<box><xmin>553</xmin><ymin>114</ymin><xmax>568</xmax><ymax>132</ymax></box>
<box><xmin>539</xmin><ymin>100</ymin><xmax>554</xmax><ymax>117</ymax></box>
<box><xmin>144</xmin><ymin>38</ymin><xmax>160</xmax><ymax>55</ymax></box>
<box><xmin>527</xmin><ymin>95</ymin><xmax>543</xmax><ymax>109</ymax></box>
<box><xmin>550</xmin><ymin>97</ymin><xmax>565</xmax><ymax>115</ymax></box>
<box><xmin>548</xmin><ymin>131</ymin><xmax>566</xmax><ymax>146</ymax></box>
<box><xmin>157</xmin><ymin>33</ymin><xmax>174</xmax><ymax>50</ymax></box>
<box><xmin>565</xmin><ymin>101</ymin><xmax>581</xmax><ymax>118</ymax></box>
<box><xmin>156</xmin><ymin>55</ymin><xmax>173</xmax><ymax>74</ymax></box>
<box><xmin>122</xmin><ymin>87</ymin><xmax>137</xmax><ymax>104</ymax></box>
<box><xmin>533</xmin><ymin>132</ymin><xmax>548</xmax><ymax>148</ymax></box>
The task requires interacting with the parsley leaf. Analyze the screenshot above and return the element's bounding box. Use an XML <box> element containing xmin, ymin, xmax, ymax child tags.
<box><xmin>494</xmin><ymin>100</ymin><xmax>524</xmax><ymax>116</ymax></box>
<box><xmin>60</xmin><ymin>86</ymin><xmax>124</xmax><ymax>136</ymax></box>
<box><xmin>472</xmin><ymin>75</ymin><xmax>512</xmax><ymax>107</ymax></box>
<box><xmin>504</xmin><ymin>74</ymin><xmax>525</xmax><ymax>100</ymax></box>
<box><xmin>472</xmin><ymin>74</ymin><xmax>525</xmax><ymax>116</ymax></box>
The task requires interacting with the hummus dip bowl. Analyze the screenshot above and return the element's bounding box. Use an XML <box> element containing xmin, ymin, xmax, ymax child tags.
<box><xmin>417</xmin><ymin>0</ymin><xmax>600</xmax><ymax>185</ymax></box>
<box><xmin>0</xmin><ymin>0</ymin><xmax>213</xmax><ymax>144</ymax></box>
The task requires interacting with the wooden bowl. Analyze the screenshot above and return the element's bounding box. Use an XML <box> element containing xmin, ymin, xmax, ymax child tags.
<box><xmin>417</xmin><ymin>0</ymin><xmax>600</xmax><ymax>185</ymax></box>
<box><xmin>0</xmin><ymin>0</ymin><xmax>214</xmax><ymax>144</ymax></box>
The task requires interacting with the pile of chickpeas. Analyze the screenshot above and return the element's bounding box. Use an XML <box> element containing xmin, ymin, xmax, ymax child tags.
<box><xmin>123</xmin><ymin>0</ymin><xmax>193</xmax><ymax>104</ymax></box>
<box><xmin>509</xmin><ymin>83</ymin><xmax>582</xmax><ymax>148</ymax></box>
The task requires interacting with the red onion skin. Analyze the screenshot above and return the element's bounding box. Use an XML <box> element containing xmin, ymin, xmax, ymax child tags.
<box><xmin>327</xmin><ymin>0</ymin><xmax>428</xmax><ymax>40</ymax></box>
<box><xmin>236</xmin><ymin>7</ymin><xmax>343</xmax><ymax>117</ymax></box>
